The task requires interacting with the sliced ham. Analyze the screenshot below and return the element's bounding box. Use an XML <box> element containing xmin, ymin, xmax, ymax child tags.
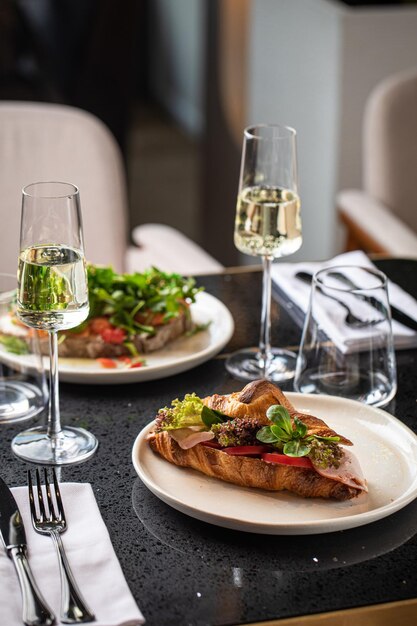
<box><xmin>311</xmin><ymin>447</ymin><xmax>368</xmax><ymax>492</ymax></box>
<box><xmin>168</xmin><ymin>426</ymin><xmax>215</xmax><ymax>450</ymax></box>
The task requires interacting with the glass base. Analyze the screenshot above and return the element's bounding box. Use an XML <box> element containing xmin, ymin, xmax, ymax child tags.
<box><xmin>0</xmin><ymin>381</ymin><xmax>45</xmax><ymax>424</ymax></box>
<box><xmin>11</xmin><ymin>424</ymin><xmax>98</xmax><ymax>465</ymax></box>
<box><xmin>225</xmin><ymin>347</ymin><xmax>298</xmax><ymax>383</ymax></box>
<box><xmin>294</xmin><ymin>368</ymin><xmax>397</xmax><ymax>408</ymax></box>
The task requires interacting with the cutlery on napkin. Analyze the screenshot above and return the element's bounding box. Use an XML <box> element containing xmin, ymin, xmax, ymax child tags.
<box><xmin>0</xmin><ymin>483</ymin><xmax>145</xmax><ymax>626</ymax></box>
<box><xmin>296</xmin><ymin>269</ymin><xmax>417</xmax><ymax>331</ymax></box>
<box><xmin>271</xmin><ymin>250</ymin><xmax>417</xmax><ymax>351</ymax></box>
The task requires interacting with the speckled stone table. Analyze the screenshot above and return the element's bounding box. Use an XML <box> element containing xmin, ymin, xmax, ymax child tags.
<box><xmin>1</xmin><ymin>259</ymin><xmax>416</xmax><ymax>626</ymax></box>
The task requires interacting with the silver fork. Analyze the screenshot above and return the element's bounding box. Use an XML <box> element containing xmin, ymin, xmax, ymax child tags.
<box><xmin>295</xmin><ymin>271</ymin><xmax>382</xmax><ymax>328</ymax></box>
<box><xmin>28</xmin><ymin>468</ymin><xmax>95</xmax><ymax>624</ymax></box>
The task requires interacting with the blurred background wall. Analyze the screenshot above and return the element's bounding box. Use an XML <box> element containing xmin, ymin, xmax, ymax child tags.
<box><xmin>1</xmin><ymin>0</ymin><xmax>417</xmax><ymax>268</ymax></box>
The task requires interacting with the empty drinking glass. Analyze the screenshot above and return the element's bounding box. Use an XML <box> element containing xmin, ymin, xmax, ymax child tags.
<box><xmin>294</xmin><ymin>265</ymin><xmax>397</xmax><ymax>407</ymax></box>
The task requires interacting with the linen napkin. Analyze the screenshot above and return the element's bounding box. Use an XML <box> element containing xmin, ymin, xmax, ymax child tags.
<box><xmin>271</xmin><ymin>249</ymin><xmax>417</xmax><ymax>352</ymax></box>
<box><xmin>0</xmin><ymin>482</ymin><xmax>145</xmax><ymax>626</ymax></box>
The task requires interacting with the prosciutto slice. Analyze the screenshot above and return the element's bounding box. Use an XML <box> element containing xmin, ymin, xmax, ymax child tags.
<box><xmin>311</xmin><ymin>447</ymin><xmax>368</xmax><ymax>492</ymax></box>
<box><xmin>168</xmin><ymin>426</ymin><xmax>215</xmax><ymax>450</ymax></box>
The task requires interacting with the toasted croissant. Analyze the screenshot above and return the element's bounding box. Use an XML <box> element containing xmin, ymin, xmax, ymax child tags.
<box><xmin>203</xmin><ymin>379</ymin><xmax>295</xmax><ymax>424</ymax></box>
<box><xmin>148</xmin><ymin>431</ymin><xmax>360</xmax><ymax>500</ymax></box>
<box><xmin>146</xmin><ymin>380</ymin><xmax>366</xmax><ymax>500</ymax></box>
<box><xmin>204</xmin><ymin>380</ymin><xmax>352</xmax><ymax>445</ymax></box>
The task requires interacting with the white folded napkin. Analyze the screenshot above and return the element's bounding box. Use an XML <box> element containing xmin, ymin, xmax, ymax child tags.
<box><xmin>271</xmin><ymin>250</ymin><xmax>417</xmax><ymax>352</ymax></box>
<box><xmin>0</xmin><ymin>483</ymin><xmax>145</xmax><ymax>626</ymax></box>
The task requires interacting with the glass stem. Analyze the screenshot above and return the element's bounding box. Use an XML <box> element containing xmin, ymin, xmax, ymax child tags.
<box><xmin>48</xmin><ymin>330</ymin><xmax>62</xmax><ymax>437</ymax></box>
<box><xmin>259</xmin><ymin>256</ymin><xmax>273</xmax><ymax>374</ymax></box>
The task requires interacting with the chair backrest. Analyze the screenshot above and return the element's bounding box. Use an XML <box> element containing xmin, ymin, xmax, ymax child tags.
<box><xmin>0</xmin><ymin>101</ymin><xmax>129</xmax><ymax>274</ymax></box>
<box><xmin>364</xmin><ymin>68</ymin><xmax>417</xmax><ymax>233</ymax></box>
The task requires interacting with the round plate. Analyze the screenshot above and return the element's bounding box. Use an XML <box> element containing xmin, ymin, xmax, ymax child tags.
<box><xmin>1</xmin><ymin>293</ymin><xmax>234</xmax><ymax>384</ymax></box>
<box><xmin>132</xmin><ymin>393</ymin><xmax>417</xmax><ymax>535</ymax></box>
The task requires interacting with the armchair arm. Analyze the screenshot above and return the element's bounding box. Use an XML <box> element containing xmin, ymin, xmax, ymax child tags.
<box><xmin>126</xmin><ymin>223</ymin><xmax>224</xmax><ymax>275</ymax></box>
<box><xmin>337</xmin><ymin>189</ymin><xmax>417</xmax><ymax>257</ymax></box>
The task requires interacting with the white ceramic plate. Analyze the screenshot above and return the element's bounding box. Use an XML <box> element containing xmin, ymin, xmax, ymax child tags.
<box><xmin>0</xmin><ymin>293</ymin><xmax>234</xmax><ymax>384</ymax></box>
<box><xmin>132</xmin><ymin>393</ymin><xmax>417</xmax><ymax>535</ymax></box>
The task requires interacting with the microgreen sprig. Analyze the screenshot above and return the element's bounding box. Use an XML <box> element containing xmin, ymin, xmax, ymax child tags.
<box><xmin>256</xmin><ymin>405</ymin><xmax>340</xmax><ymax>458</ymax></box>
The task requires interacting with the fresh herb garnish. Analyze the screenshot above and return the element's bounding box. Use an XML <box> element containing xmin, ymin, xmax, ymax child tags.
<box><xmin>308</xmin><ymin>439</ymin><xmax>344</xmax><ymax>469</ymax></box>
<box><xmin>155</xmin><ymin>393</ymin><xmax>230</xmax><ymax>432</ymax></box>
<box><xmin>256</xmin><ymin>405</ymin><xmax>340</xmax><ymax>466</ymax></box>
<box><xmin>84</xmin><ymin>265</ymin><xmax>203</xmax><ymax>341</ymax></box>
<box><xmin>211</xmin><ymin>416</ymin><xmax>264</xmax><ymax>447</ymax></box>
<box><xmin>0</xmin><ymin>334</ymin><xmax>29</xmax><ymax>355</ymax></box>
<box><xmin>201</xmin><ymin>405</ymin><xmax>227</xmax><ymax>428</ymax></box>
<box><xmin>155</xmin><ymin>393</ymin><xmax>206</xmax><ymax>431</ymax></box>
<box><xmin>185</xmin><ymin>321</ymin><xmax>212</xmax><ymax>337</ymax></box>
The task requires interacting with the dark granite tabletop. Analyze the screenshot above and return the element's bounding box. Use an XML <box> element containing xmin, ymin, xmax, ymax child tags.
<box><xmin>1</xmin><ymin>258</ymin><xmax>417</xmax><ymax>626</ymax></box>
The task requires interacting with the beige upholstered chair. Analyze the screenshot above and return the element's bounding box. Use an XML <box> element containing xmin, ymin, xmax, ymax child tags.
<box><xmin>0</xmin><ymin>101</ymin><xmax>221</xmax><ymax>275</ymax></box>
<box><xmin>129</xmin><ymin>224</ymin><xmax>223</xmax><ymax>275</ymax></box>
<box><xmin>337</xmin><ymin>68</ymin><xmax>417</xmax><ymax>257</ymax></box>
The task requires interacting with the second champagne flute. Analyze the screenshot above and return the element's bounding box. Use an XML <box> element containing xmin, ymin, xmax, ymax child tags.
<box><xmin>12</xmin><ymin>181</ymin><xmax>98</xmax><ymax>464</ymax></box>
<box><xmin>226</xmin><ymin>124</ymin><xmax>302</xmax><ymax>382</ymax></box>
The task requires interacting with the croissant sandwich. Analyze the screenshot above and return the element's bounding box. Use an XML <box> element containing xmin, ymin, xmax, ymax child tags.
<box><xmin>147</xmin><ymin>380</ymin><xmax>368</xmax><ymax>501</ymax></box>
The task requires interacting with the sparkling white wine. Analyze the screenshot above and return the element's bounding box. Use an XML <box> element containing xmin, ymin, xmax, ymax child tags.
<box><xmin>234</xmin><ymin>185</ymin><xmax>302</xmax><ymax>258</ymax></box>
<box><xmin>17</xmin><ymin>244</ymin><xmax>89</xmax><ymax>331</ymax></box>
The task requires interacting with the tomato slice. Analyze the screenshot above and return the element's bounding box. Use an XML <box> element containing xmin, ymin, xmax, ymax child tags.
<box><xmin>149</xmin><ymin>312</ymin><xmax>166</xmax><ymax>326</ymax></box>
<box><xmin>135</xmin><ymin>311</ymin><xmax>166</xmax><ymax>326</ymax></box>
<box><xmin>200</xmin><ymin>441</ymin><xmax>222</xmax><ymax>449</ymax></box>
<box><xmin>262</xmin><ymin>453</ymin><xmax>313</xmax><ymax>468</ymax></box>
<box><xmin>224</xmin><ymin>445</ymin><xmax>271</xmax><ymax>456</ymax></box>
<box><xmin>117</xmin><ymin>356</ymin><xmax>132</xmax><ymax>364</ymax></box>
<box><xmin>90</xmin><ymin>317</ymin><xmax>112</xmax><ymax>334</ymax></box>
<box><xmin>100</xmin><ymin>327</ymin><xmax>127</xmax><ymax>344</ymax></box>
<box><xmin>129</xmin><ymin>361</ymin><xmax>144</xmax><ymax>369</ymax></box>
<box><xmin>97</xmin><ymin>357</ymin><xmax>117</xmax><ymax>369</ymax></box>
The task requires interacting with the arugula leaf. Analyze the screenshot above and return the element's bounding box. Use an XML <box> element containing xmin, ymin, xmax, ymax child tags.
<box><xmin>124</xmin><ymin>341</ymin><xmax>139</xmax><ymax>357</ymax></box>
<box><xmin>80</xmin><ymin>264</ymin><xmax>203</xmax><ymax>342</ymax></box>
<box><xmin>0</xmin><ymin>335</ymin><xmax>29</xmax><ymax>355</ymax></box>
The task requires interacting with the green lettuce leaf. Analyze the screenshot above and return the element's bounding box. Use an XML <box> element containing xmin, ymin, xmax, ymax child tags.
<box><xmin>156</xmin><ymin>393</ymin><xmax>205</xmax><ymax>431</ymax></box>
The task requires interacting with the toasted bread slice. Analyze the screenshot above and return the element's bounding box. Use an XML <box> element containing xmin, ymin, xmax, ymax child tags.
<box><xmin>37</xmin><ymin>311</ymin><xmax>191</xmax><ymax>359</ymax></box>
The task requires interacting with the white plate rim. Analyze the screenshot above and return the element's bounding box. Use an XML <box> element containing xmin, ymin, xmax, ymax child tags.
<box><xmin>131</xmin><ymin>393</ymin><xmax>417</xmax><ymax>535</ymax></box>
<box><xmin>1</xmin><ymin>292</ymin><xmax>234</xmax><ymax>384</ymax></box>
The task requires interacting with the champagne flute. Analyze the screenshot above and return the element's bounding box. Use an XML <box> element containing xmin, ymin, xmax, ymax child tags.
<box><xmin>225</xmin><ymin>124</ymin><xmax>302</xmax><ymax>382</ymax></box>
<box><xmin>12</xmin><ymin>182</ymin><xmax>98</xmax><ymax>464</ymax></box>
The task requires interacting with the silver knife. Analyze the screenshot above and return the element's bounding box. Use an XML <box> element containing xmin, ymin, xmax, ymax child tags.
<box><xmin>0</xmin><ymin>476</ymin><xmax>55</xmax><ymax>626</ymax></box>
